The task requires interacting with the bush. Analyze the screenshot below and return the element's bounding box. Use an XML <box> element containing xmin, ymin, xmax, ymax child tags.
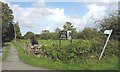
<box><xmin>104</xmin><ymin>40</ymin><xmax>119</xmax><ymax>57</ymax></box>
<box><xmin>41</xmin><ymin>39</ymin><xmax>118</xmax><ymax>63</ymax></box>
<box><xmin>13</xmin><ymin>39</ymin><xmax>118</xmax><ymax>70</ymax></box>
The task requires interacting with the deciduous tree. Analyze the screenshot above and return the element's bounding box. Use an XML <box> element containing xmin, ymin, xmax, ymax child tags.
<box><xmin>1</xmin><ymin>2</ymin><xmax>14</xmax><ymax>44</ymax></box>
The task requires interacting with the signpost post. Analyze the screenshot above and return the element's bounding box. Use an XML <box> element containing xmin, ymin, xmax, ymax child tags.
<box><xmin>99</xmin><ymin>29</ymin><xmax>113</xmax><ymax>60</ymax></box>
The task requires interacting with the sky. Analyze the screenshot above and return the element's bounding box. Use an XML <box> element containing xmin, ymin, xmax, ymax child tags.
<box><xmin>1</xmin><ymin>0</ymin><xmax>119</xmax><ymax>36</ymax></box>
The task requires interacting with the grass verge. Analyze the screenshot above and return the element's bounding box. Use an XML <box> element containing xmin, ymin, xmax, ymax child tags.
<box><xmin>2</xmin><ymin>44</ymin><xmax>10</xmax><ymax>61</ymax></box>
<box><xmin>13</xmin><ymin>41</ymin><xmax>118</xmax><ymax>70</ymax></box>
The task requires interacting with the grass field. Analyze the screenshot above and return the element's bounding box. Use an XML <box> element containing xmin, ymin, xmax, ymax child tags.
<box><xmin>13</xmin><ymin>39</ymin><xmax>118</xmax><ymax>70</ymax></box>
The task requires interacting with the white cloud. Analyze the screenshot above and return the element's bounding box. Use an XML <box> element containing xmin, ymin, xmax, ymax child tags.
<box><xmin>47</xmin><ymin>8</ymin><xmax>69</xmax><ymax>23</ymax></box>
<box><xmin>8</xmin><ymin>2</ymin><xmax>71</xmax><ymax>35</ymax></box>
<box><xmin>12</xmin><ymin>6</ymin><xmax>35</xmax><ymax>28</ymax></box>
<box><xmin>81</xmin><ymin>3</ymin><xmax>106</xmax><ymax>28</ymax></box>
<box><xmin>86</xmin><ymin>4</ymin><xmax>106</xmax><ymax>19</ymax></box>
<box><xmin>77</xmin><ymin>1</ymin><xmax>118</xmax><ymax>30</ymax></box>
<box><xmin>62</xmin><ymin>3</ymin><xmax>108</xmax><ymax>31</ymax></box>
<box><xmin>69</xmin><ymin>17</ymin><xmax>82</xmax><ymax>30</ymax></box>
<box><xmin>6</xmin><ymin>1</ymin><xmax>118</xmax><ymax>35</ymax></box>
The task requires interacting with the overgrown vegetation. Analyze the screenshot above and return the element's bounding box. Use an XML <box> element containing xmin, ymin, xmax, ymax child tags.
<box><xmin>13</xmin><ymin>40</ymin><xmax>118</xmax><ymax>70</ymax></box>
<box><xmin>41</xmin><ymin>40</ymin><xmax>118</xmax><ymax>63</ymax></box>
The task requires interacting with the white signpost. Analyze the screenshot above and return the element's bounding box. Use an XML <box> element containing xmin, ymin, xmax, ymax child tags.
<box><xmin>99</xmin><ymin>29</ymin><xmax>113</xmax><ymax>60</ymax></box>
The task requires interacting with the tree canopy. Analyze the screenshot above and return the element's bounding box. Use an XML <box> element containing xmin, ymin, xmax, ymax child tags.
<box><xmin>1</xmin><ymin>2</ymin><xmax>14</xmax><ymax>43</ymax></box>
<box><xmin>14</xmin><ymin>22</ymin><xmax>22</xmax><ymax>39</ymax></box>
<box><xmin>24</xmin><ymin>31</ymin><xmax>34</xmax><ymax>39</ymax></box>
<box><xmin>96</xmin><ymin>10</ymin><xmax>119</xmax><ymax>41</ymax></box>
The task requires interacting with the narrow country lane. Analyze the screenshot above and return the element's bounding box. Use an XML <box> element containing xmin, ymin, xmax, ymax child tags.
<box><xmin>2</xmin><ymin>43</ymin><xmax>48</xmax><ymax>70</ymax></box>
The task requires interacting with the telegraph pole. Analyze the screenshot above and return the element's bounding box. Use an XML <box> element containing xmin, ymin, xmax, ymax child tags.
<box><xmin>14</xmin><ymin>23</ymin><xmax>16</xmax><ymax>43</ymax></box>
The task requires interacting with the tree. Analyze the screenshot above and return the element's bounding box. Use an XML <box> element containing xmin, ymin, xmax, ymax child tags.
<box><xmin>63</xmin><ymin>22</ymin><xmax>78</xmax><ymax>39</ymax></box>
<box><xmin>78</xmin><ymin>27</ymin><xmax>100</xmax><ymax>40</ymax></box>
<box><xmin>39</xmin><ymin>30</ymin><xmax>50</xmax><ymax>40</ymax></box>
<box><xmin>1</xmin><ymin>2</ymin><xmax>14</xmax><ymax>44</ymax></box>
<box><xmin>14</xmin><ymin>22</ymin><xmax>22</xmax><ymax>39</ymax></box>
<box><xmin>42</xmin><ymin>30</ymin><xmax>50</xmax><ymax>33</ymax></box>
<box><xmin>8</xmin><ymin>22</ymin><xmax>14</xmax><ymax>40</ymax></box>
<box><xmin>24</xmin><ymin>31</ymin><xmax>34</xmax><ymax>39</ymax></box>
<box><xmin>49</xmin><ymin>32</ymin><xmax>59</xmax><ymax>40</ymax></box>
<box><xmin>96</xmin><ymin>10</ymin><xmax>119</xmax><ymax>41</ymax></box>
<box><xmin>30</xmin><ymin>36</ymin><xmax>38</xmax><ymax>45</ymax></box>
<box><xmin>55</xmin><ymin>28</ymin><xmax>61</xmax><ymax>33</ymax></box>
<box><xmin>63</xmin><ymin>22</ymin><xmax>76</xmax><ymax>31</ymax></box>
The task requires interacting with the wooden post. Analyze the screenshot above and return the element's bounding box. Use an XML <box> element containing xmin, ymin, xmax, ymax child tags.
<box><xmin>59</xmin><ymin>31</ymin><xmax>61</xmax><ymax>46</ymax></box>
<box><xmin>59</xmin><ymin>39</ymin><xmax>61</xmax><ymax>46</ymax></box>
<box><xmin>71</xmin><ymin>32</ymin><xmax>72</xmax><ymax>44</ymax></box>
<box><xmin>70</xmin><ymin>35</ymin><xmax>72</xmax><ymax>44</ymax></box>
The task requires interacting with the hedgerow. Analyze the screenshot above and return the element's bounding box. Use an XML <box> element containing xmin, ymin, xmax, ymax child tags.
<box><xmin>41</xmin><ymin>39</ymin><xmax>118</xmax><ymax>63</ymax></box>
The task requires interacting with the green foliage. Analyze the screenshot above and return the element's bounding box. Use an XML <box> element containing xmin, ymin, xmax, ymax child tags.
<box><xmin>63</xmin><ymin>22</ymin><xmax>76</xmax><ymax>32</ymax></box>
<box><xmin>42</xmin><ymin>30</ymin><xmax>50</xmax><ymax>33</ymax></box>
<box><xmin>77</xmin><ymin>28</ymin><xmax>100</xmax><ymax>40</ymax></box>
<box><xmin>14</xmin><ymin>40</ymin><xmax>118</xmax><ymax>70</ymax></box>
<box><xmin>30</xmin><ymin>36</ymin><xmax>38</xmax><ymax>45</ymax></box>
<box><xmin>63</xmin><ymin>22</ymin><xmax>78</xmax><ymax>39</ymax></box>
<box><xmin>38</xmin><ymin>32</ymin><xmax>59</xmax><ymax>40</ymax></box>
<box><xmin>14</xmin><ymin>22</ymin><xmax>22</xmax><ymax>39</ymax></box>
<box><xmin>1</xmin><ymin>2</ymin><xmax>14</xmax><ymax>43</ymax></box>
<box><xmin>36</xmin><ymin>22</ymin><xmax>78</xmax><ymax>40</ymax></box>
<box><xmin>24</xmin><ymin>31</ymin><xmax>34</xmax><ymax>39</ymax></box>
<box><xmin>35</xmin><ymin>24</ymin><xmax>102</xmax><ymax>40</ymax></box>
<box><xmin>38</xmin><ymin>30</ymin><xmax>51</xmax><ymax>40</ymax></box>
<box><xmin>39</xmin><ymin>32</ymin><xmax>51</xmax><ymax>40</ymax></box>
<box><xmin>96</xmin><ymin>10</ymin><xmax>120</xmax><ymax>41</ymax></box>
<box><xmin>104</xmin><ymin>40</ymin><xmax>119</xmax><ymax>57</ymax></box>
<box><xmin>55</xmin><ymin>28</ymin><xmax>61</xmax><ymax>33</ymax></box>
<box><xmin>39</xmin><ymin>39</ymin><xmax>118</xmax><ymax>64</ymax></box>
<box><xmin>8</xmin><ymin>23</ymin><xmax>14</xmax><ymax>40</ymax></box>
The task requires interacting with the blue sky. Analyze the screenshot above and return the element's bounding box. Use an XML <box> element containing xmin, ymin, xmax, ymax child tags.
<box><xmin>9</xmin><ymin>2</ymin><xmax>89</xmax><ymax>35</ymax></box>
<box><xmin>45</xmin><ymin>2</ymin><xmax>88</xmax><ymax>17</ymax></box>
<box><xmin>11</xmin><ymin>2</ymin><xmax>33</xmax><ymax>8</ymax></box>
<box><xmin>4</xmin><ymin>0</ymin><xmax>118</xmax><ymax>36</ymax></box>
<box><xmin>11</xmin><ymin>2</ymin><xmax>88</xmax><ymax>18</ymax></box>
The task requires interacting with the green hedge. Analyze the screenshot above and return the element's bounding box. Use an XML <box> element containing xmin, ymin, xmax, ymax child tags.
<box><xmin>41</xmin><ymin>39</ymin><xmax>118</xmax><ymax>63</ymax></box>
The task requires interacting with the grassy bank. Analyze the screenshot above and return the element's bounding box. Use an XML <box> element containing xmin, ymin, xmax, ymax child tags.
<box><xmin>13</xmin><ymin>40</ymin><xmax>118</xmax><ymax>70</ymax></box>
<box><xmin>2</xmin><ymin>43</ymin><xmax>10</xmax><ymax>61</ymax></box>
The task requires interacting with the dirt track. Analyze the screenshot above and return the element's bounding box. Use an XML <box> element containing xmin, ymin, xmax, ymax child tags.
<box><xmin>2</xmin><ymin>43</ymin><xmax>48</xmax><ymax>70</ymax></box>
